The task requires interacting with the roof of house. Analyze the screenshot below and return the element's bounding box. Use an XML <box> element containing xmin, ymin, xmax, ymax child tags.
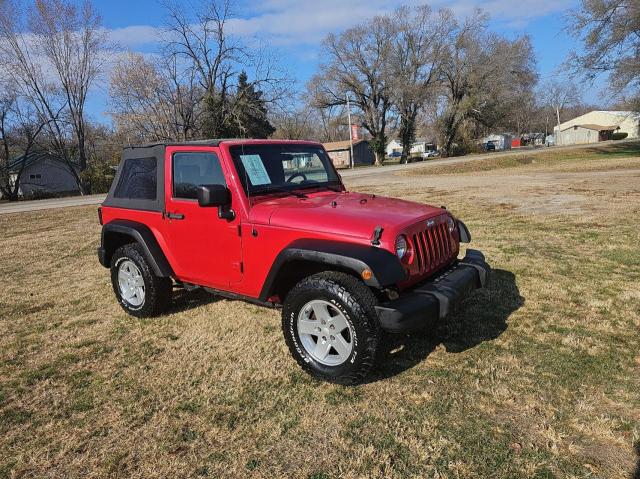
<box><xmin>561</xmin><ymin>124</ymin><xmax>619</xmax><ymax>132</ymax></box>
<box><xmin>5</xmin><ymin>151</ymin><xmax>77</xmax><ymax>173</ymax></box>
<box><xmin>322</xmin><ymin>139</ymin><xmax>366</xmax><ymax>151</ymax></box>
<box><xmin>591</xmin><ymin>110</ymin><xmax>638</xmax><ymax>117</ymax></box>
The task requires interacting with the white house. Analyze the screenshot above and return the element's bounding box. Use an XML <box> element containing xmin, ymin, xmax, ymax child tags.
<box><xmin>553</xmin><ymin>111</ymin><xmax>640</xmax><ymax>145</ymax></box>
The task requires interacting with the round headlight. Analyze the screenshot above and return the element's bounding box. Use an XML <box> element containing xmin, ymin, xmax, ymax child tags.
<box><xmin>447</xmin><ymin>216</ymin><xmax>456</xmax><ymax>233</ymax></box>
<box><xmin>395</xmin><ymin>235</ymin><xmax>408</xmax><ymax>260</ymax></box>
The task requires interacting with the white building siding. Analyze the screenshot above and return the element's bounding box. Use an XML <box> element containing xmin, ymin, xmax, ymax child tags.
<box><xmin>386</xmin><ymin>140</ymin><xmax>402</xmax><ymax>156</ymax></box>
<box><xmin>18</xmin><ymin>158</ymin><xmax>79</xmax><ymax>196</ymax></box>
<box><xmin>554</xmin><ymin>111</ymin><xmax>640</xmax><ymax>141</ymax></box>
<box><xmin>558</xmin><ymin>127</ymin><xmax>600</xmax><ymax>146</ymax></box>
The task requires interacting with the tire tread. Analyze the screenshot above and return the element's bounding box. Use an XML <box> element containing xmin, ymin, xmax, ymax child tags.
<box><xmin>282</xmin><ymin>271</ymin><xmax>380</xmax><ymax>385</ymax></box>
<box><xmin>110</xmin><ymin>243</ymin><xmax>172</xmax><ymax>318</ymax></box>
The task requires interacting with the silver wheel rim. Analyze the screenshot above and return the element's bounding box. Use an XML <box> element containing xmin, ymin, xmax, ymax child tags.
<box><xmin>297</xmin><ymin>299</ymin><xmax>354</xmax><ymax>366</ymax></box>
<box><xmin>117</xmin><ymin>260</ymin><xmax>145</xmax><ymax>307</ymax></box>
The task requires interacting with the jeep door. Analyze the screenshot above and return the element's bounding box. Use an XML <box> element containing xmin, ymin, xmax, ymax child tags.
<box><xmin>163</xmin><ymin>146</ymin><xmax>243</xmax><ymax>289</ymax></box>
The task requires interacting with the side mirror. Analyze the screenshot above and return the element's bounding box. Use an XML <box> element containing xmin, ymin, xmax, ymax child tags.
<box><xmin>197</xmin><ymin>184</ymin><xmax>235</xmax><ymax>221</ymax></box>
<box><xmin>197</xmin><ymin>184</ymin><xmax>230</xmax><ymax>207</ymax></box>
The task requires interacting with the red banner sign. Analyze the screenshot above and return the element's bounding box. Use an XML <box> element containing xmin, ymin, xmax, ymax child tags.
<box><xmin>351</xmin><ymin>124</ymin><xmax>359</xmax><ymax>141</ymax></box>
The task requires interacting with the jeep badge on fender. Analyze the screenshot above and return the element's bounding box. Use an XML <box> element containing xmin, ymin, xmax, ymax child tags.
<box><xmin>97</xmin><ymin>139</ymin><xmax>490</xmax><ymax>384</ymax></box>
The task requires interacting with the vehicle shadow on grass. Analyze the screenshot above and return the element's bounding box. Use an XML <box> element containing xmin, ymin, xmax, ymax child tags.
<box><xmin>370</xmin><ymin>269</ymin><xmax>524</xmax><ymax>382</ymax></box>
<box><xmin>167</xmin><ymin>287</ymin><xmax>218</xmax><ymax>314</ymax></box>
<box><xmin>633</xmin><ymin>441</ymin><xmax>640</xmax><ymax>479</ymax></box>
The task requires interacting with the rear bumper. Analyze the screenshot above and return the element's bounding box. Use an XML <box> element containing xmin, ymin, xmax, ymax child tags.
<box><xmin>375</xmin><ymin>249</ymin><xmax>490</xmax><ymax>333</ymax></box>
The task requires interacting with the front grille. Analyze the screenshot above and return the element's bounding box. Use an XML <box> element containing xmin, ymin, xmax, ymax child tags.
<box><xmin>411</xmin><ymin>220</ymin><xmax>454</xmax><ymax>275</ymax></box>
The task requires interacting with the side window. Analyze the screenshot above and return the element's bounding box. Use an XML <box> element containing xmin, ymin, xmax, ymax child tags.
<box><xmin>173</xmin><ymin>152</ymin><xmax>225</xmax><ymax>200</ymax></box>
<box><xmin>114</xmin><ymin>157</ymin><xmax>157</xmax><ymax>200</ymax></box>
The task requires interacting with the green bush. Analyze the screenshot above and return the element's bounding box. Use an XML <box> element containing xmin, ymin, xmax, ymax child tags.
<box><xmin>82</xmin><ymin>159</ymin><xmax>117</xmax><ymax>194</ymax></box>
<box><xmin>612</xmin><ymin>132</ymin><xmax>628</xmax><ymax>140</ymax></box>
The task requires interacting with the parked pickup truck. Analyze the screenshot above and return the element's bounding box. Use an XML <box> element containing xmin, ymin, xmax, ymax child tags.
<box><xmin>98</xmin><ymin>139</ymin><xmax>490</xmax><ymax>384</ymax></box>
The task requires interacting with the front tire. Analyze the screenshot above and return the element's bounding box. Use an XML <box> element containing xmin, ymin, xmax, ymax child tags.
<box><xmin>110</xmin><ymin>243</ymin><xmax>172</xmax><ymax>318</ymax></box>
<box><xmin>282</xmin><ymin>272</ymin><xmax>381</xmax><ymax>385</ymax></box>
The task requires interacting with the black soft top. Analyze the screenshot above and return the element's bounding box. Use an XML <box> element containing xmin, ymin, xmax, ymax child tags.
<box><xmin>103</xmin><ymin>139</ymin><xmax>322</xmax><ymax>212</ymax></box>
<box><xmin>123</xmin><ymin>139</ymin><xmax>229</xmax><ymax>150</ymax></box>
<box><xmin>103</xmin><ymin>144</ymin><xmax>167</xmax><ymax>212</ymax></box>
<box><xmin>104</xmin><ymin>139</ymin><xmax>238</xmax><ymax>212</ymax></box>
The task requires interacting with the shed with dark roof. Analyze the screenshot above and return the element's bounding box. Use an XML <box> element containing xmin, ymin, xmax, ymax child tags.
<box><xmin>322</xmin><ymin>140</ymin><xmax>375</xmax><ymax>168</ymax></box>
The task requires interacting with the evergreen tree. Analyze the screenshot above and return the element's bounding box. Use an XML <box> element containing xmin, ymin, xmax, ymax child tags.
<box><xmin>231</xmin><ymin>72</ymin><xmax>275</xmax><ymax>138</ymax></box>
<box><xmin>201</xmin><ymin>72</ymin><xmax>275</xmax><ymax>139</ymax></box>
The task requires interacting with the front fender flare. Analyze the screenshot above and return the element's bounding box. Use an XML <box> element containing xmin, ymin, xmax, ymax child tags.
<box><xmin>259</xmin><ymin>239</ymin><xmax>407</xmax><ymax>301</ymax></box>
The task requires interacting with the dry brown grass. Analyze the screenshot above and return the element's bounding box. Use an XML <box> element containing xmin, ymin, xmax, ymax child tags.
<box><xmin>402</xmin><ymin>141</ymin><xmax>640</xmax><ymax>177</ymax></box>
<box><xmin>1</xmin><ymin>146</ymin><xmax>639</xmax><ymax>478</ymax></box>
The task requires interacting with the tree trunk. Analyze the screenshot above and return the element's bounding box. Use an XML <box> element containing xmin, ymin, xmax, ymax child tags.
<box><xmin>399</xmin><ymin>111</ymin><xmax>417</xmax><ymax>164</ymax></box>
<box><xmin>372</xmin><ymin>130</ymin><xmax>386</xmax><ymax>166</ymax></box>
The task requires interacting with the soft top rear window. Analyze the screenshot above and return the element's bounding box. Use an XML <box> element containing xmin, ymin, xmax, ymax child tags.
<box><xmin>113</xmin><ymin>157</ymin><xmax>157</xmax><ymax>200</ymax></box>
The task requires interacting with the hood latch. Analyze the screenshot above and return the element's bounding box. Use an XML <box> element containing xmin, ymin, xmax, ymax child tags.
<box><xmin>371</xmin><ymin>226</ymin><xmax>384</xmax><ymax>246</ymax></box>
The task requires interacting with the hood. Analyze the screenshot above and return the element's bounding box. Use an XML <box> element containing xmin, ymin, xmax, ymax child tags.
<box><xmin>249</xmin><ymin>191</ymin><xmax>445</xmax><ymax>240</ymax></box>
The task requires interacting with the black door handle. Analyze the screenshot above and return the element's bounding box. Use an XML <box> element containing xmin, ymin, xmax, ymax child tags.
<box><xmin>166</xmin><ymin>212</ymin><xmax>185</xmax><ymax>220</ymax></box>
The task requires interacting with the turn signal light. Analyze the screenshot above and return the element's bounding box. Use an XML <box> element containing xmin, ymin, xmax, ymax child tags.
<box><xmin>361</xmin><ymin>269</ymin><xmax>373</xmax><ymax>281</ymax></box>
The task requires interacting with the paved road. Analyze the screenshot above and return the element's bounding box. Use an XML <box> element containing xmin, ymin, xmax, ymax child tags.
<box><xmin>0</xmin><ymin>140</ymin><xmax>632</xmax><ymax>215</ymax></box>
<box><xmin>0</xmin><ymin>194</ymin><xmax>106</xmax><ymax>215</ymax></box>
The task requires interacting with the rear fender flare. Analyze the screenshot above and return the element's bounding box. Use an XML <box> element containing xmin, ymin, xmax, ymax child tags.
<box><xmin>99</xmin><ymin>220</ymin><xmax>174</xmax><ymax>277</ymax></box>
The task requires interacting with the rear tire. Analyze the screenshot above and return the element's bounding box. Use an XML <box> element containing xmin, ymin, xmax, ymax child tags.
<box><xmin>282</xmin><ymin>272</ymin><xmax>380</xmax><ymax>385</ymax></box>
<box><xmin>110</xmin><ymin>243</ymin><xmax>172</xmax><ymax>318</ymax></box>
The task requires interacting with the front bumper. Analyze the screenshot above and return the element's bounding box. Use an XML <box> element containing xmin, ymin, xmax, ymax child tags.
<box><xmin>375</xmin><ymin>249</ymin><xmax>490</xmax><ymax>333</ymax></box>
<box><xmin>97</xmin><ymin>246</ymin><xmax>107</xmax><ymax>268</ymax></box>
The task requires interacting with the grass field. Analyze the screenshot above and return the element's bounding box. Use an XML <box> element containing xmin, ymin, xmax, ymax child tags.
<box><xmin>402</xmin><ymin>141</ymin><xmax>640</xmax><ymax>176</ymax></box>
<box><xmin>1</xmin><ymin>143</ymin><xmax>639</xmax><ymax>478</ymax></box>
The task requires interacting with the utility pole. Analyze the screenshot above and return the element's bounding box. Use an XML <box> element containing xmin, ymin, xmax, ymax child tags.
<box><xmin>556</xmin><ymin>105</ymin><xmax>561</xmax><ymax>146</ymax></box>
<box><xmin>346</xmin><ymin>93</ymin><xmax>354</xmax><ymax>169</ymax></box>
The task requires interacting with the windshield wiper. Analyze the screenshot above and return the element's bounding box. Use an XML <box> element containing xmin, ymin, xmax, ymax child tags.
<box><xmin>254</xmin><ymin>187</ymin><xmax>307</xmax><ymax>198</ymax></box>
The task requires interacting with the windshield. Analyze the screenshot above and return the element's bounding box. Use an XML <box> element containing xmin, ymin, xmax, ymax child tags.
<box><xmin>229</xmin><ymin>144</ymin><xmax>341</xmax><ymax>196</ymax></box>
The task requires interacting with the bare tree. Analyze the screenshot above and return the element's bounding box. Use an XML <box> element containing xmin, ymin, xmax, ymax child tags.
<box><xmin>388</xmin><ymin>6</ymin><xmax>453</xmax><ymax>163</ymax></box>
<box><xmin>567</xmin><ymin>0</ymin><xmax>640</xmax><ymax>103</ymax></box>
<box><xmin>311</xmin><ymin>15</ymin><xmax>395</xmax><ymax>165</ymax></box>
<box><xmin>306</xmin><ymin>77</ymin><xmax>349</xmax><ymax>142</ymax></box>
<box><xmin>162</xmin><ymin>0</ymin><xmax>285</xmax><ymax>137</ymax></box>
<box><xmin>436</xmin><ymin>13</ymin><xmax>538</xmax><ymax>155</ymax></box>
<box><xmin>436</xmin><ymin>13</ymin><xmax>491</xmax><ymax>155</ymax></box>
<box><xmin>110</xmin><ymin>52</ymin><xmax>201</xmax><ymax>142</ymax></box>
<box><xmin>271</xmin><ymin>106</ymin><xmax>315</xmax><ymax>140</ymax></box>
<box><xmin>539</xmin><ymin>79</ymin><xmax>582</xmax><ymax>138</ymax></box>
<box><xmin>0</xmin><ymin>89</ymin><xmax>56</xmax><ymax>200</ymax></box>
<box><xmin>29</xmin><ymin>0</ymin><xmax>107</xmax><ymax>173</ymax></box>
<box><xmin>108</xmin><ymin>0</ymin><xmax>285</xmax><ymax>141</ymax></box>
<box><xmin>162</xmin><ymin>0</ymin><xmax>238</xmax><ymax>137</ymax></box>
<box><xmin>0</xmin><ymin>0</ymin><xmax>105</xmax><ymax>193</ymax></box>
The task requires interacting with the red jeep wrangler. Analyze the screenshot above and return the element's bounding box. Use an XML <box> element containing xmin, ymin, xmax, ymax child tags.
<box><xmin>98</xmin><ymin>140</ymin><xmax>490</xmax><ymax>384</ymax></box>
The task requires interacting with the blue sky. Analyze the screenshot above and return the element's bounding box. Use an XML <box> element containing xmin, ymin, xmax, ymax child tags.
<box><xmin>88</xmin><ymin>0</ymin><xmax>600</xmax><ymax>123</ymax></box>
